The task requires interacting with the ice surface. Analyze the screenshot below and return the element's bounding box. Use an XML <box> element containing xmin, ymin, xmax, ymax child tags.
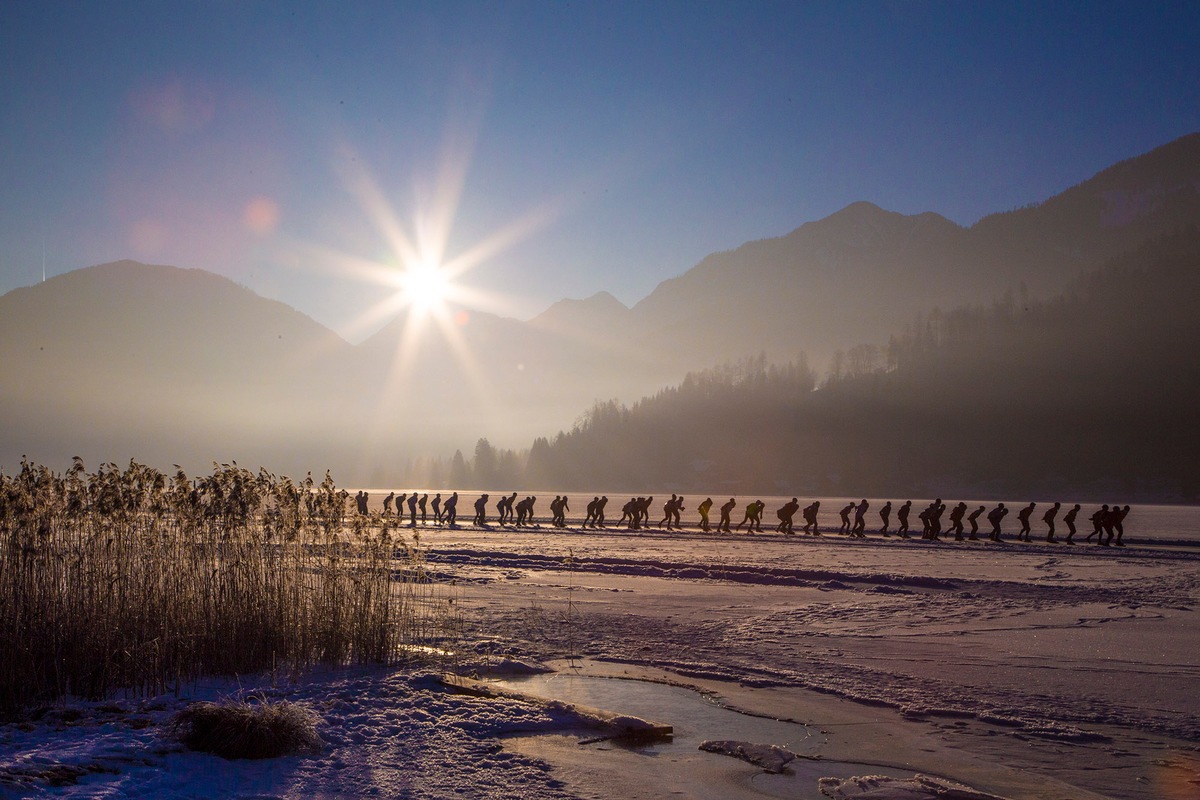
<box><xmin>818</xmin><ymin>773</ymin><xmax>1008</xmax><ymax>799</ymax></box>
<box><xmin>3</xmin><ymin>522</ymin><xmax>1197</xmax><ymax>799</ymax></box>
<box><xmin>699</xmin><ymin>739</ymin><xmax>797</xmax><ymax>773</ymax></box>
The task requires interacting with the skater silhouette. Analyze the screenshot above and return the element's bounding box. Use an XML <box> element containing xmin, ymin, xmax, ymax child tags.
<box><xmin>737</xmin><ymin>499</ymin><xmax>766</xmax><ymax>532</ymax></box>
<box><xmin>1113</xmin><ymin>505</ymin><xmax>1130</xmax><ymax>546</ymax></box>
<box><xmin>719</xmin><ymin>498</ymin><xmax>737</xmax><ymax>533</ymax></box>
<box><xmin>967</xmin><ymin>505</ymin><xmax>985</xmax><ymax>540</ymax></box>
<box><xmin>659</xmin><ymin>494</ymin><xmax>678</xmax><ymax>530</ymax></box>
<box><xmin>1042</xmin><ymin>502</ymin><xmax>1060</xmax><ymax>542</ymax></box>
<box><xmin>777</xmin><ymin>498</ymin><xmax>799</xmax><ymax>535</ymax></box>
<box><xmin>838</xmin><ymin>503</ymin><xmax>854</xmax><ymax>535</ymax></box>
<box><xmin>637</xmin><ymin>496</ymin><xmax>654</xmax><ymax>529</ymax></box>
<box><xmin>1101</xmin><ymin>503</ymin><xmax>1118</xmax><ymax>546</ymax></box>
<box><xmin>746</xmin><ymin>500</ymin><xmax>764</xmax><ymax>532</ymax></box>
<box><xmin>1086</xmin><ymin>504</ymin><xmax>1108</xmax><ymax>543</ymax></box>
<box><xmin>801</xmin><ymin>500</ymin><xmax>820</xmax><ymax>535</ymax></box>
<box><xmin>516</xmin><ymin>496</ymin><xmax>536</xmax><ymax>526</ymax></box>
<box><xmin>896</xmin><ymin>501</ymin><xmax>912</xmax><ymax>538</ymax></box>
<box><xmin>948</xmin><ymin>502</ymin><xmax>967</xmax><ymax>541</ymax></box>
<box><xmin>473</xmin><ymin>494</ymin><xmax>489</xmax><ymax>526</ymax></box>
<box><xmin>1016</xmin><ymin>502</ymin><xmax>1036</xmax><ymax>542</ymax></box>
<box><xmin>1063</xmin><ymin>503</ymin><xmax>1080</xmax><ymax>543</ymax></box>
<box><xmin>926</xmin><ymin>499</ymin><xmax>945</xmax><ymax>540</ymax></box>
<box><xmin>619</xmin><ymin>499</ymin><xmax>635</xmax><ymax>528</ymax></box>
<box><xmin>987</xmin><ymin>502</ymin><xmax>1008</xmax><ymax>541</ymax></box>
<box><xmin>851</xmin><ymin>499</ymin><xmax>869</xmax><ymax>537</ymax></box>
<box><xmin>918</xmin><ymin>502</ymin><xmax>932</xmax><ymax>539</ymax></box>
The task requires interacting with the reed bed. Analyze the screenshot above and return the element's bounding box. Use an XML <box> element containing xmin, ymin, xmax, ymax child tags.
<box><xmin>0</xmin><ymin>458</ymin><xmax>459</xmax><ymax>717</ymax></box>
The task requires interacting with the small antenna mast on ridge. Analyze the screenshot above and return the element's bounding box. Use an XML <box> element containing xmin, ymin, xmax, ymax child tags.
<box><xmin>42</xmin><ymin>235</ymin><xmax>46</xmax><ymax>283</ymax></box>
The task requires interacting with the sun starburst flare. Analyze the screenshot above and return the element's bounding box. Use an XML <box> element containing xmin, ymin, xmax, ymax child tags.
<box><xmin>278</xmin><ymin>140</ymin><xmax>571</xmax><ymax>471</ymax></box>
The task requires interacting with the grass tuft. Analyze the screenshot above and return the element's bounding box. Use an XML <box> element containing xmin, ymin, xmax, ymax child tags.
<box><xmin>170</xmin><ymin>696</ymin><xmax>322</xmax><ymax>759</ymax></box>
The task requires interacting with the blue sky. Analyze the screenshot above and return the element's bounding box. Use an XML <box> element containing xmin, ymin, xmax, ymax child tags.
<box><xmin>2</xmin><ymin>1</ymin><xmax>1197</xmax><ymax>337</ymax></box>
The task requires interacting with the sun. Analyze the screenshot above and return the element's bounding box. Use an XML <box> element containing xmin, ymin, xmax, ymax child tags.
<box><xmin>402</xmin><ymin>260</ymin><xmax>450</xmax><ymax>311</ymax></box>
<box><xmin>292</xmin><ymin>142</ymin><xmax>571</xmax><ymax>468</ymax></box>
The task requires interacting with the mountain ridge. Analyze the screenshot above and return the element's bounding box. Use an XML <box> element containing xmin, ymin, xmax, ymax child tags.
<box><xmin>620</xmin><ymin>133</ymin><xmax>1199</xmax><ymax>370</ymax></box>
<box><xmin>3</xmin><ymin>133</ymin><xmax>1198</xmax><ymax>479</ymax></box>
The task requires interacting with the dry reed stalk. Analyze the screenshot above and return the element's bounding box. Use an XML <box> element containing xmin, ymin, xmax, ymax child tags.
<box><xmin>0</xmin><ymin>458</ymin><xmax>458</xmax><ymax>717</ymax></box>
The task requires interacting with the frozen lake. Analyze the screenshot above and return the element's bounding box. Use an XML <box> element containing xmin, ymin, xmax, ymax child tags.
<box><xmin>4</xmin><ymin>516</ymin><xmax>1197</xmax><ymax>799</ymax></box>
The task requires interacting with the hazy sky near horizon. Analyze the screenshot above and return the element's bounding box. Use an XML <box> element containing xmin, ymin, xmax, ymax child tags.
<box><xmin>2</xmin><ymin>1</ymin><xmax>1198</xmax><ymax>340</ymax></box>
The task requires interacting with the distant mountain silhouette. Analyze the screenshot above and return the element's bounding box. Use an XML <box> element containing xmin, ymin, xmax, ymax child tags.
<box><xmin>972</xmin><ymin>131</ymin><xmax>1200</xmax><ymax>277</ymax></box>
<box><xmin>0</xmin><ymin>261</ymin><xmax>356</xmax><ymax>472</ymax></box>
<box><xmin>625</xmin><ymin>201</ymin><xmax>974</xmax><ymax>368</ymax></box>
<box><xmin>617</xmin><ymin>133</ymin><xmax>1200</xmax><ymax>369</ymax></box>
<box><xmin>530</xmin><ymin>291</ymin><xmax>632</xmax><ymax>335</ymax></box>
<box><xmin>2</xmin><ymin>134</ymin><xmax>1198</xmax><ymax>481</ymax></box>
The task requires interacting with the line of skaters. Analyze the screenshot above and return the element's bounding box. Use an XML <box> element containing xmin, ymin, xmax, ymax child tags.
<box><xmin>355</xmin><ymin>490</ymin><xmax>1132</xmax><ymax>547</ymax></box>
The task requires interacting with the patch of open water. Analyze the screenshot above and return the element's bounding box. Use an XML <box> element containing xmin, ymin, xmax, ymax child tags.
<box><xmin>493</xmin><ymin>672</ymin><xmax>913</xmax><ymax>799</ymax></box>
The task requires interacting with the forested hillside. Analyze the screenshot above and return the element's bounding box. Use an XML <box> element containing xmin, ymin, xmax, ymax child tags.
<box><xmin>429</xmin><ymin>228</ymin><xmax>1199</xmax><ymax>500</ymax></box>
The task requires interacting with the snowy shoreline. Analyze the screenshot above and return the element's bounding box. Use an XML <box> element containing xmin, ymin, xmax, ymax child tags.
<box><xmin>3</xmin><ymin>526</ymin><xmax>1197</xmax><ymax>799</ymax></box>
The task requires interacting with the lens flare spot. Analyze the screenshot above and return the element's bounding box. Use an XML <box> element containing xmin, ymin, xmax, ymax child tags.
<box><xmin>454</xmin><ymin>310</ymin><xmax>471</xmax><ymax>327</ymax></box>
<box><xmin>244</xmin><ymin>197</ymin><xmax>280</xmax><ymax>235</ymax></box>
<box><xmin>130</xmin><ymin>77</ymin><xmax>216</xmax><ymax>134</ymax></box>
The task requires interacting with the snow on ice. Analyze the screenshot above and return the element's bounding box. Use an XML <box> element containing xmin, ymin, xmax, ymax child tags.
<box><xmin>4</xmin><ymin>523</ymin><xmax>1199</xmax><ymax>799</ymax></box>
